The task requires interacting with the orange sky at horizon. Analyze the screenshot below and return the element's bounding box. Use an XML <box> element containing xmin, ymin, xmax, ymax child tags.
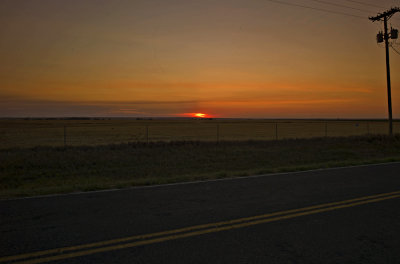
<box><xmin>1</xmin><ymin>0</ymin><xmax>399</xmax><ymax>118</ymax></box>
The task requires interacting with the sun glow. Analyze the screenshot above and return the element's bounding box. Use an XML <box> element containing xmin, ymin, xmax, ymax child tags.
<box><xmin>194</xmin><ymin>113</ymin><xmax>206</xmax><ymax>118</ymax></box>
<box><xmin>186</xmin><ymin>112</ymin><xmax>211</xmax><ymax>118</ymax></box>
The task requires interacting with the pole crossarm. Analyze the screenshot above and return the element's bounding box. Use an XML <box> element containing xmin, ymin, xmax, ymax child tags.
<box><xmin>369</xmin><ymin>7</ymin><xmax>400</xmax><ymax>21</ymax></box>
<box><xmin>369</xmin><ymin>7</ymin><xmax>399</xmax><ymax>136</ymax></box>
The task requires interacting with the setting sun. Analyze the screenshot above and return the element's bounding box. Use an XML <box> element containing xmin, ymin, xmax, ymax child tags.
<box><xmin>191</xmin><ymin>113</ymin><xmax>210</xmax><ymax>118</ymax></box>
<box><xmin>194</xmin><ymin>113</ymin><xmax>206</xmax><ymax>118</ymax></box>
<box><xmin>1</xmin><ymin>1</ymin><xmax>399</xmax><ymax>119</ymax></box>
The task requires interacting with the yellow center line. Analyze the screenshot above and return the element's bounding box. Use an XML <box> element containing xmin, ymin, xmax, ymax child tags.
<box><xmin>1</xmin><ymin>191</ymin><xmax>400</xmax><ymax>264</ymax></box>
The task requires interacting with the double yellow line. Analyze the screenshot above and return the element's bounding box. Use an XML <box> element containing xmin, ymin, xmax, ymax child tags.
<box><xmin>2</xmin><ymin>190</ymin><xmax>400</xmax><ymax>264</ymax></box>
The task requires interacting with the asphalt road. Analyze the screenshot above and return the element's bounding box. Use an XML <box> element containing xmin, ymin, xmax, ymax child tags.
<box><xmin>1</xmin><ymin>162</ymin><xmax>400</xmax><ymax>264</ymax></box>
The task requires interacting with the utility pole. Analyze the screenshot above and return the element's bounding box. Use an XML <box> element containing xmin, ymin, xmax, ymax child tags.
<box><xmin>369</xmin><ymin>7</ymin><xmax>399</xmax><ymax>136</ymax></box>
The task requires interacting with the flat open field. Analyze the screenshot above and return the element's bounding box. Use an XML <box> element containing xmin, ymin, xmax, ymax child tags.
<box><xmin>1</xmin><ymin>135</ymin><xmax>400</xmax><ymax>198</ymax></box>
<box><xmin>1</xmin><ymin>118</ymin><xmax>399</xmax><ymax>149</ymax></box>
<box><xmin>1</xmin><ymin>119</ymin><xmax>400</xmax><ymax>198</ymax></box>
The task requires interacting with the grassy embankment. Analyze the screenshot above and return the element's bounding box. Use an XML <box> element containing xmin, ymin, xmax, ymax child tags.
<box><xmin>1</xmin><ymin>135</ymin><xmax>400</xmax><ymax>198</ymax></box>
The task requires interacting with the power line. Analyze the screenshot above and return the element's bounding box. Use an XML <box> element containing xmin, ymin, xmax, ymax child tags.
<box><xmin>369</xmin><ymin>7</ymin><xmax>399</xmax><ymax>136</ymax></box>
<box><xmin>391</xmin><ymin>44</ymin><xmax>400</xmax><ymax>55</ymax></box>
<box><xmin>265</xmin><ymin>0</ymin><xmax>366</xmax><ymax>19</ymax></box>
<box><xmin>307</xmin><ymin>0</ymin><xmax>372</xmax><ymax>14</ymax></box>
<box><xmin>341</xmin><ymin>0</ymin><xmax>384</xmax><ymax>9</ymax></box>
<box><xmin>369</xmin><ymin>7</ymin><xmax>400</xmax><ymax>21</ymax></box>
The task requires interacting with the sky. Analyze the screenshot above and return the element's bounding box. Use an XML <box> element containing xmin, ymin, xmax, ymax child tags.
<box><xmin>1</xmin><ymin>0</ymin><xmax>400</xmax><ymax>118</ymax></box>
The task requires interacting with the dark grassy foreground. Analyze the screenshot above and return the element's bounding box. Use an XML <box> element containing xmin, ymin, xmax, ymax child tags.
<box><xmin>1</xmin><ymin>135</ymin><xmax>400</xmax><ymax>198</ymax></box>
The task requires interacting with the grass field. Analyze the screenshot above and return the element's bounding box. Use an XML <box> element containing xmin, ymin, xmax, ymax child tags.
<box><xmin>1</xmin><ymin>133</ymin><xmax>400</xmax><ymax>198</ymax></box>
<box><xmin>1</xmin><ymin>118</ymin><xmax>399</xmax><ymax>148</ymax></box>
<box><xmin>1</xmin><ymin>119</ymin><xmax>400</xmax><ymax>198</ymax></box>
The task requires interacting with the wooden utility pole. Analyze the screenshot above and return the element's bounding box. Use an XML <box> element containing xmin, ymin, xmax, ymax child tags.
<box><xmin>369</xmin><ymin>7</ymin><xmax>399</xmax><ymax>136</ymax></box>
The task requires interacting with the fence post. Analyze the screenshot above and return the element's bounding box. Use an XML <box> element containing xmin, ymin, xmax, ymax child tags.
<box><xmin>64</xmin><ymin>126</ymin><xmax>67</xmax><ymax>147</ymax></box>
<box><xmin>325</xmin><ymin>122</ymin><xmax>328</xmax><ymax>137</ymax></box>
<box><xmin>146</xmin><ymin>125</ymin><xmax>149</xmax><ymax>144</ymax></box>
<box><xmin>275</xmin><ymin>123</ymin><xmax>278</xmax><ymax>140</ymax></box>
<box><xmin>216</xmin><ymin>124</ymin><xmax>220</xmax><ymax>143</ymax></box>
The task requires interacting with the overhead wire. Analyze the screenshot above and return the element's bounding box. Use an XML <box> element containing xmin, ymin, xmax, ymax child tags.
<box><xmin>263</xmin><ymin>0</ymin><xmax>400</xmax><ymax>24</ymax></box>
<box><xmin>390</xmin><ymin>44</ymin><xmax>400</xmax><ymax>55</ymax></box>
<box><xmin>340</xmin><ymin>1</ymin><xmax>400</xmax><ymax>22</ymax></box>
<box><xmin>266</xmin><ymin>0</ymin><xmax>400</xmax><ymax>22</ymax></box>
<box><xmin>264</xmin><ymin>0</ymin><xmax>366</xmax><ymax>19</ymax></box>
<box><xmin>340</xmin><ymin>0</ymin><xmax>384</xmax><ymax>9</ymax></box>
<box><xmin>263</xmin><ymin>0</ymin><xmax>400</xmax><ymax>56</ymax></box>
<box><xmin>306</xmin><ymin>0</ymin><xmax>373</xmax><ymax>14</ymax></box>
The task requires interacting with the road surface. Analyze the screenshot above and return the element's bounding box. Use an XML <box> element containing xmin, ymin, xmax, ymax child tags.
<box><xmin>1</xmin><ymin>162</ymin><xmax>400</xmax><ymax>263</ymax></box>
